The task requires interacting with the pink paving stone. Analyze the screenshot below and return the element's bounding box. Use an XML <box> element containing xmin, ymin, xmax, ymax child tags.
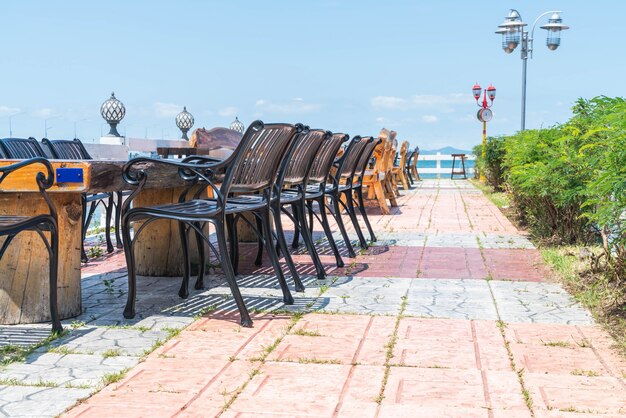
<box><xmin>377</xmin><ymin>405</ymin><xmax>490</xmax><ymax>418</ymax></box>
<box><xmin>225</xmin><ymin>362</ymin><xmax>385</xmax><ymax>416</ymax></box>
<box><xmin>524</xmin><ymin>373</ymin><xmax>626</xmax><ymax>414</ymax></box>
<box><xmin>535</xmin><ymin>411</ymin><xmax>626</xmax><ymax>418</ymax></box>
<box><xmin>418</xmin><ymin>247</ymin><xmax>487</xmax><ymax>279</ymax></box>
<box><xmin>482</xmin><ymin>248</ymin><xmax>549</xmax><ymax>281</ymax></box>
<box><xmin>64</xmin><ymin>359</ymin><xmax>254</xmax><ymax>417</ymax></box>
<box><xmin>81</xmin><ymin>249</ymin><xmax>126</xmax><ymax>275</ymax></box>
<box><xmin>393</xmin><ymin>319</ymin><xmax>510</xmax><ymax>371</ymax></box>
<box><xmin>504</xmin><ymin>323</ymin><xmax>626</xmax><ymax>378</ymax></box>
<box><xmin>268</xmin><ymin>314</ymin><xmax>394</xmax><ymax>365</ymax></box>
<box><xmin>156</xmin><ymin>313</ymin><xmax>292</xmax><ymax>362</ymax></box>
<box><xmin>382</xmin><ymin>367</ymin><xmax>527</xmax><ymax>411</ymax></box>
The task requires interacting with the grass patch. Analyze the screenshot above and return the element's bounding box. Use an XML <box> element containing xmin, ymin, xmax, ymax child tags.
<box><xmin>542</xmin><ymin>340</ymin><xmax>570</xmax><ymax>348</ymax></box>
<box><xmin>470</xmin><ymin>179</ymin><xmax>511</xmax><ymax>209</ymax></box>
<box><xmin>48</xmin><ymin>346</ymin><xmax>81</xmax><ymax>355</ymax></box>
<box><xmin>100</xmin><ymin>368</ymin><xmax>130</xmax><ymax>386</ymax></box>
<box><xmin>571</xmin><ymin>369</ymin><xmax>601</xmax><ymax>377</ymax></box>
<box><xmin>291</xmin><ymin>328</ymin><xmax>322</xmax><ymax>337</ymax></box>
<box><xmin>101</xmin><ymin>348</ymin><xmax>122</xmax><ymax>358</ymax></box>
<box><xmin>296</xmin><ymin>357</ymin><xmax>341</xmax><ymax>365</ymax></box>
<box><xmin>540</xmin><ymin>245</ymin><xmax>626</xmax><ymax>354</ymax></box>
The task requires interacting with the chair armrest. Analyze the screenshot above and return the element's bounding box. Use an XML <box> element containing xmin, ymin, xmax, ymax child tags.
<box><xmin>121</xmin><ymin>157</ymin><xmax>223</xmax><ymax>187</ymax></box>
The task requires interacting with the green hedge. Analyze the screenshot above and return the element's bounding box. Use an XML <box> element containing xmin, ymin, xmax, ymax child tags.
<box><xmin>479</xmin><ymin>96</ymin><xmax>626</xmax><ymax>279</ymax></box>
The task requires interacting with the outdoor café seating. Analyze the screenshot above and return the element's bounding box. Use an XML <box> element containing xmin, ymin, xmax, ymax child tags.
<box><xmin>0</xmin><ymin>121</ymin><xmax>397</xmax><ymax>329</ymax></box>
<box><xmin>120</xmin><ymin>121</ymin><xmax>304</xmax><ymax>327</ymax></box>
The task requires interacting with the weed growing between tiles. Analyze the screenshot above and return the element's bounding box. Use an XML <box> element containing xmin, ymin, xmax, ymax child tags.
<box><xmin>221</xmin><ymin>311</ymin><xmax>305</xmax><ymax>412</ymax></box>
<box><xmin>374</xmin><ymin>293</ymin><xmax>408</xmax><ymax>404</ymax></box>
<box><xmin>486</xmin><ymin>274</ymin><xmax>536</xmax><ymax>416</ymax></box>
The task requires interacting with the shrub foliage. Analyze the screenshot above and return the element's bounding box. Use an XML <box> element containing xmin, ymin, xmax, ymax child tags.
<box><xmin>477</xmin><ymin>96</ymin><xmax>626</xmax><ymax>280</ymax></box>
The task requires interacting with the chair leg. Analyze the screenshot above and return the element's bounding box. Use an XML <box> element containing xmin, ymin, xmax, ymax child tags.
<box><xmin>290</xmin><ymin>202</ymin><xmax>301</xmax><ymax>249</ymax></box>
<box><xmin>356</xmin><ymin>187</ymin><xmax>376</xmax><ymax>242</ymax></box>
<box><xmin>330</xmin><ymin>193</ymin><xmax>356</xmax><ymax>258</ymax></box>
<box><xmin>316</xmin><ymin>197</ymin><xmax>344</xmax><ymax>268</ymax></box>
<box><xmin>177</xmin><ymin>222</ymin><xmax>190</xmax><ymax>299</ymax></box>
<box><xmin>46</xmin><ymin>223</ymin><xmax>62</xmax><ymax>334</ymax></box>
<box><xmin>344</xmin><ymin>190</ymin><xmax>368</xmax><ymax>249</ymax></box>
<box><xmin>123</xmin><ymin>216</ymin><xmax>137</xmax><ymax>319</ymax></box>
<box><xmin>259</xmin><ymin>208</ymin><xmax>294</xmax><ymax>305</ymax></box>
<box><xmin>272</xmin><ymin>203</ymin><xmax>305</xmax><ymax>291</ymax></box>
<box><xmin>295</xmin><ymin>198</ymin><xmax>326</xmax><ymax>281</ymax></box>
<box><xmin>104</xmin><ymin>195</ymin><xmax>114</xmax><ymax>253</ymax></box>
<box><xmin>115</xmin><ymin>191</ymin><xmax>123</xmax><ymax>249</ymax></box>
<box><xmin>80</xmin><ymin>195</ymin><xmax>88</xmax><ymax>263</ymax></box>
<box><xmin>254</xmin><ymin>216</ymin><xmax>263</xmax><ymax>266</ymax></box>
<box><xmin>214</xmin><ymin>221</ymin><xmax>253</xmax><ymax>327</ymax></box>
<box><xmin>373</xmin><ymin>180</ymin><xmax>390</xmax><ymax>215</ymax></box>
<box><xmin>226</xmin><ymin>214</ymin><xmax>239</xmax><ymax>275</ymax></box>
<box><xmin>193</xmin><ymin>224</ymin><xmax>205</xmax><ymax>290</ymax></box>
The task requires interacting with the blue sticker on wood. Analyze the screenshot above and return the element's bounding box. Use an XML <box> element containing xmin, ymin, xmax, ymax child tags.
<box><xmin>56</xmin><ymin>168</ymin><xmax>84</xmax><ymax>183</ymax></box>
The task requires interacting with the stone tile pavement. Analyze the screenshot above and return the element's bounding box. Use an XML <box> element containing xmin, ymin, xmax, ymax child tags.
<box><xmin>0</xmin><ymin>178</ymin><xmax>623</xmax><ymax>417</ymax></box>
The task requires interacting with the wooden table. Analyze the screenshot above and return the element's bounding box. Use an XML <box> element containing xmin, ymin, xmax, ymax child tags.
<box><xmin>0</xmin><ymin>159</ymin><xmax>200</xmax><ymax>325</ymax></box>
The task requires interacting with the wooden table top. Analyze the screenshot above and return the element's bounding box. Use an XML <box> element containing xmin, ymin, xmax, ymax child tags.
<box><xmin>0</xmin><ymin>159</ymin><xmax>188</xmax><ymax>194</ymax></box>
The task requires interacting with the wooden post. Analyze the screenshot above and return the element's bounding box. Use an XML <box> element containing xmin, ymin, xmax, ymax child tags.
<box><xmin>132</xmin><ymin>187</ymin><xmax>209</xmax><ymax>276</ymax></box>
<box><xmin>0</xmin><ymin>193</ymin><xmax>83</xmax><ymax>324</ymax></box>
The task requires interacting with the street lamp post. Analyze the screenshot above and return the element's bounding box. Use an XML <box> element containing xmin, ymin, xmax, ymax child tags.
<box><xmin>472</xmin><ymin>84</ymin><xmax>496</xmax><ymax>182</ymax></box>
<box><xmin>496</xmin><ymin>9</ymin><xmax>570</xmax><ymax>131</ymax></box>
<box><xmin>44</xmin><ymin>116</ymin><xmax>61</xmax><ymax>138</ymax></box>
<box><xmin>73</xmin><ymin>118</ymin><xmax>89</xmax><ymax>138</ymax></box>
<box><xmin>8</xmin><ymin>112</ymin><xmax>23</xmax><ymax>137</ymax></box>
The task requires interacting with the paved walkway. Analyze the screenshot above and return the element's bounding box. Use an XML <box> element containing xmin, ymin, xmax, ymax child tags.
<box><xmin>1</xmin><ymin>179</ymin><xmax>624</xmax><ymax>417</ymax></box>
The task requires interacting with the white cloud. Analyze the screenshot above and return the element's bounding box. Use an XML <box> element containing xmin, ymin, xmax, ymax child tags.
<box><xmin>370</xmin><ymin>93</ymin><xmax>470</xmax><ymax>111</ymax></box>
<box><xmin>154</xmin><ymin>102</ymin><xmax>182</xmax><ymax>118</ymax></box>
<box><xmin>33</xmin><ymin>108</ymin><xmax>56</xmax><ymax>118</ymax></box>
<box><xmin>218</xmin><ymin>106</ymin><xmax>238</xmax><ymax>117</ymax></box>
<box><xmin>421</xmin><ymin>115</ymin><xmax>439</xmax><ymax>123</ymax></box>
<box><xmin>0</xmin><ymin>105</ymin><xmax>21</xmax><ymax>116</ymax></box>
<box><xmin>255</xmin><ymin>98</ymin><xmax>320</xmax><ymax>114</ymax></box>
<box><xmin>370</xmin><ymin>96</ymin><xmax>408</xmax><ymax>109</ymax></box>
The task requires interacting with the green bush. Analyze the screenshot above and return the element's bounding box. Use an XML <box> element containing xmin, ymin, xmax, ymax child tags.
<box><xmin>475</xmin><ymin>95</ymin><xmax>626</xmax><ymax>280</ymax></box>
<box><xmin>503</xmin><ymin>127</ymin><xmax>592</xmax><ymax>244</ymax></box>
<box><xmin>472</xmin><ymin>136</ymin><xmax>506</xmax><ymax>190</ymax></box>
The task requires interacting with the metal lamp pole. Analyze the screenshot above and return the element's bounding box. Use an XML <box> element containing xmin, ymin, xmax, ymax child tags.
<box><xmin>472</xmin><ymin>84</ymin><xmax>496</xmax><ymax>181</ymax></box>
<box><xmin>496</xmin><ymin>9</ymin><xmax>569</xmax><ymax>131</ymax></box>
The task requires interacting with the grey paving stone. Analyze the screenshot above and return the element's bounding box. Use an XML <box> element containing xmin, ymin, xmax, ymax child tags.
<box><xmin>45</xmin><ymin>327</ymin><xmax>169</xmax><ymax>356</ymax></box>
<box><xmin>0</xmin><ymin>385</ymin><xmax>91</xmax><ymax>417</ymax></box>
<box><xmin>405</xmin><ymin>278</ymin><xmax>499</xmax><ymax>320</ymax></box>
<box><xmin>0</xmin><ymin>326</ymin><xmax>51</xmax><ymax>349</ymax></box>
<box><xmin>489</xmin><ymin>281</ymin><xmax>595</xmax><ymax>325</ymax></box>
<box><xmin>316</xmin><ymin>277</ymin><xmax>411</xmax><ymax>315</ymax></box>
<box><xmin>0</xmin><ymin>352</ymin><xmax>138</xmax><ymax>388</ymax></box>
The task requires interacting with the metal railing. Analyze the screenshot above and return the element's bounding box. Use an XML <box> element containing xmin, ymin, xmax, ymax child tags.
<box><xmin>417</xmin><ymin>153</ymin><xmax>476</xmax><ymax>178</ymax></box>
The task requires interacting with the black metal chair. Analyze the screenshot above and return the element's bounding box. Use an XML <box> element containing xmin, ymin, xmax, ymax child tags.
<box><xmin>120</xmin><ymin>121</ymin><xmax>302</xmax><ymax>327</ymax></box>
<box><xmin>0</xmin><ymin>158</ymin><xmax>62</xmax><ymax>333</ymax></box>
<box><xmin>42</xmin><ymin>138</ymin><xmax>119</xmax><ymax>262</ymax></box>
<box><xmin>291</xmin><ymin>133</ymin><xmax>351</xmax><ymax>267</ymax></box>
<box><xmin>0</xmin><ymin>137</ymin><xmax>47</xmax><ymax>158</ymax></box>
<box><xmin>406</xmin><ymin>146</ymin><xmax>420</xmax><ymax>184</ymax></box>
<box><xmin>324</xmin><ymin>136</ymin><xmax>373</xmax><ymax>257</ymax></box>
<box><xmin>347</xmin><ymin>137</ymin><xmax>381</xmax><ymax>243</ymax></box>
<box><xmin>248</xmin><ymin>129</ymin><xmax>330</xmax><ymax>282</ymax></box>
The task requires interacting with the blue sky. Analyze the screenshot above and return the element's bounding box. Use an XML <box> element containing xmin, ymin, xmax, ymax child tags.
<box><xmin>0</xmin><ymin>1</ymin><xmax>623</xmax><ymax>150</ymax></box>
